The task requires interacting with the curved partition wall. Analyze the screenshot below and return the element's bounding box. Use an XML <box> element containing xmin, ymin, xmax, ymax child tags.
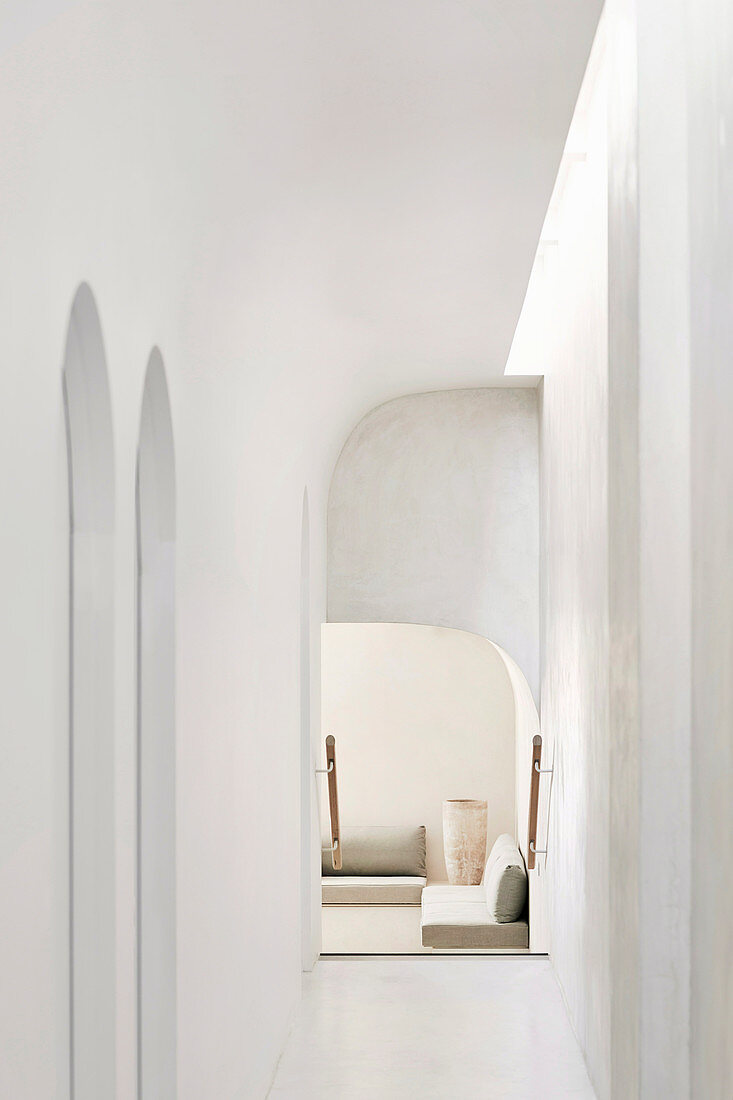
<box><xmin>489</xmin><ymin>641</ymin><xmax>547</xmax><ymax>953</ymax></box>
<box><xmin>62</xmin><ymin>284</ymin><xmax>116</xmax><ymax>1098</ymax></box>
<box><xmin>136</xmin><ymin>350</ymin><xmax>176</xmax><ymax>1098</ymax></box>
<box><xmin>327</xmin><ymin>388</ymin><xmax>539</xmax><ymax>701</ymax></box>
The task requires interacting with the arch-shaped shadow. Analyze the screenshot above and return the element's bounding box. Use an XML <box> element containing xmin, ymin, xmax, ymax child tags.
<box><xmin>62</xmin><ymin>282</ymin><xmax>116</xmax><ymax>1098</ymax></box>
<box><xmin>136</xmin><ymin>348</ymin><xmax>177</xmax><ymax>1098</ymax></box>
<box><xmin>299</xmin><ymin>487</ymin><xmax>322</xmax><ymax>969</ymax></box>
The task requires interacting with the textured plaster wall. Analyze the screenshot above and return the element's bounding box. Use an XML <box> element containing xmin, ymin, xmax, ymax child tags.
<box><xmin>328</xmin><ymin>388</ymin><xmax>540</xmax><ymax>700</ymax></box>
<box><xmin>606</xmin><ymin>3</ymin><xmax>642</xmax><ymax>1094</ymax></box>
<box><xmin>538</xmin><ymin>67</ymin><xmax>611</xmax><ymax>1098</ymax></box>
<box><xmin>687</xmin><ymin>0</ymin><xmax>733</xmax><ymax>1092</ymax></box>
<box><xmin>590</xmin><ymin>1</ymin><xmax>733</xmax><ymax>1090</ymax></box>
<box><xmin>606</xmin><ymin>0</ymin><xmax>694</xmax><ymax>1092</ymax></box>
<box><xmin>507</xmin><ymin>33</ymin><xmax>611</xmax><ymax>1097</ymax></box>
<box><xmin>635</xmin><ymin>0</ymin><xmax>692</xmax><ymax>1092</ymax></box>
<box><xmin>510</xmin><ymin>3</ymin><xmax>727</xmax><ymax>1094</ymax></box>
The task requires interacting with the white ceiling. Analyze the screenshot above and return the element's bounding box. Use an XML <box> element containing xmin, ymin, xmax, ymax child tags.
<box><xmin>4</xmin><ymin>0</ymin><xmax>601</xmax><ymax>404</ymax></box>
<box><xmin>295</xmin><ymin>0</ymin><xmax>603</xmax><ymax>382</ymax></box>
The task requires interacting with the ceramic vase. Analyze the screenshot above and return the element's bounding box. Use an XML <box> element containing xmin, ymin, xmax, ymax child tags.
<box><xmin>442</xmin><ymin>799</ymin><xmax>488</xmax><ymax>884</ymax></box>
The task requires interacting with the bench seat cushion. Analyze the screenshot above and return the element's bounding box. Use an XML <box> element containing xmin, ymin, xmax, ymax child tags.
<box><xmin>322</xmin><ymin>875</ymin><xmax>426</xmax><ymax>905</ymax></box>
<box><xmin>421</xmin><ymin>884</ymin><xmax>528</xmax><ymax>949</ymax></box>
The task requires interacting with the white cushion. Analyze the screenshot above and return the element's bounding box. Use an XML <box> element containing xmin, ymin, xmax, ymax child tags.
<box><xmin>420</xmin><ymin>884</ymin><xmax>528</xmax><ymax>949</ymax></box>
<box><xmin>421</xmin><ymin>885</ymin><xmax>486</xmax><ymax>905</ymax></box>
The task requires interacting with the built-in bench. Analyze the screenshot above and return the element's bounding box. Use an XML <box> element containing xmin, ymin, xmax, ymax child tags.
<box><xmin>322</xmin><ymin>825</ymin><xmax>427</xmax><ymax>903</ymax></box>
<box><xmin>322</xmin><ymin>876</ymin><xmax>426</xmax><ymax>905</ymax></box>
<box><xmin>321</xmin><ymin>825</ymin><xmax>427</xmax><ymax>952</ymax></box>
<box><xmin>420</xmin><ymin>833</ymin><xmax>528</xmax><ymax>950</ymax></box>
<box><xmin>321</xmin><ymin>826</ymin><xmax>529</xmax><ymax>953</ymax></box>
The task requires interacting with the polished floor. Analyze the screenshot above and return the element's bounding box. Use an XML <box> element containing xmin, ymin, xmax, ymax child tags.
<box><xmin>268</xmin><ymin>956</ymin><xmax>596</xmax><ymax>1099</ymax></box>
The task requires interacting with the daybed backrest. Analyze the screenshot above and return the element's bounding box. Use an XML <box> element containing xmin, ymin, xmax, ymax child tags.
<box><xmin>482</xmin><ymin>833</ymin><xmax>528</xmax><ymax>923</ymax></box>
<box><xmin>322</xmin><ymin>825</ymin><xmax>427</xmax><ymax>877</ymax></box>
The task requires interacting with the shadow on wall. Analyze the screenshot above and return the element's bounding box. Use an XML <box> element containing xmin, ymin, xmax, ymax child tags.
<box><xmin>136</xmin><ymin>349</ymin><xmax>176</xmax><ymax>1098</ymax></box>
<box><xmin>62</xmin><ymin>282</ymin><xmax>115</xmax><ymax>1097</ymax></box>
<box><xmin>300</xmin><ymin>487</ymin><xmax>323</xmax><ymax>970</ymax></box>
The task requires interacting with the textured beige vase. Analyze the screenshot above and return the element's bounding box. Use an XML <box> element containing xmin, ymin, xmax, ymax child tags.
<box><xmin>442</xmin><ymin>799</ymin><xmax>488</xmax><ymax>885</ymax></box>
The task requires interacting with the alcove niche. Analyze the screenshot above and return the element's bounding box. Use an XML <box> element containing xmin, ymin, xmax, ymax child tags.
<box><xmin>136</xmin><ymin>349</ymin><xmax>177</xmax><ymax>1097</ymax></box>
<box><xmin>62</xmin><ymin>283</ymin><xmax>116</xmax><ymax>1097</ymax></box>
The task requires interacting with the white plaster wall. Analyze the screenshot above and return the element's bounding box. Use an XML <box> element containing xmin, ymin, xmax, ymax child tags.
<box><xmin>0</xmin><ymin>3</ymin><xmax>600</xmax><ymax>1095</ymax></box>
<box><xmin>635</xmin><ymin>0</ymin><xmax>692</xmax><ymax>1093</ymax></box>
<box><xmin>508</xmin><ymin>5</ymin><xmax>713</xmax><ymax>1095</ymax></box>
<box><xmin>605</xmin><ymin>4</ymin><xmax>641</xmax><ymax>1092</ymax></box>
<box><xmin>538</xmin><ymin>75</ymin><xmax>611</xmax><ymax>1100</ymax></box>
<box><xmin>579</xmin><ymin>4</ymin><xmax>733</xmax><ymax>1092</ymax></box>
<box><xmin>498</xmin><ymin>643</ymin><xmax>546</xmax><ymax>953</ymax></box>
<box><xmin>321</xmin><ymin>623</ymin><xmax>515</xmax><ymax>883</ymax></box>
<box><xmin>687</xmin><ymin>1</ymin><xmax>733</xmax><ymax>1092</ymax></box>
<box><xmin>328</xmin><ymin>389</ymin><xmax>540</xmax><ymax>701</ymax></box>
<box><xmin>605</xmin><ymin>3</ymin><xmax>693</xmax><ymax>1093</ymax></box>
<box><xmin>506</xmin><ymin>32</ymin><xmax>611</xmax><ymax>1097</ymax></box>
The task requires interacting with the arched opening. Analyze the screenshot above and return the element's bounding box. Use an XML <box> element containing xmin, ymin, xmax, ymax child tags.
<box><xmin>136</xmin><ymin>349</ymin><xmax>176</xmax><ymax>1098</ymax></box>
<box><xmin>316</xmin><ymin>387</ymin><xmax>544</xmax><ymax>955</ymax></box>
<box><xmin>62</xmin><ymin>283</ymin><xmax>116</xmax><ymax>1097</ymax></box>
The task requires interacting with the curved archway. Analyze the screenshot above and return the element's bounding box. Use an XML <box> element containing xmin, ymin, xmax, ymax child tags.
<box><xmin>327</xmin><ymin>388</ymin><xmax>540</xmax><ymax>702</ymax></box>
<box><xmin>136</xmin><ymin>349</ymin><xmax>176</xmax><ymax>1097</ymax></box>
<box><xmin>62</xmin><ymin>282</ymin><xmax>116</xmax><ymax>1097</ymax></box>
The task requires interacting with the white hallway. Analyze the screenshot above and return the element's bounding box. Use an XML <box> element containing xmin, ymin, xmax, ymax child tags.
<box><xmin>2</xmin><ymin>0</ymin><xmax>733</xmax><ymax>1097</ymax></box>
<box><xmin>269</xmin><ymin>958</ymin><xmax>594</xmax><ymax>1099</ymax></box>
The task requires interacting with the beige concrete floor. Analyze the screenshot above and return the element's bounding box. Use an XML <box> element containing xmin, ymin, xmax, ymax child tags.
<box><xmin>268</xmin><ymin>956</ymin><xmax>596</xmax><ymax>1099</ymax></box>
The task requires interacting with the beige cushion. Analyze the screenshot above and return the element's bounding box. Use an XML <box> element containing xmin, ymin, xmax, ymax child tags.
<box><xmin>482</xmin><ymin>833</ymin><xmax>528</xmax><ymax>923</ymax></box>
<box><xmin>421</xmin><ymin>885</ymin><xmax>528</xmax><ymax>949</ymax></box>
<box><xmin>322</xmin><ymin>875</ymin><xmax>426</xmax><ymax>905</ymax></box>
<box><xmin>322</xmin><ymin>826</ymin><xmax>427</xmax><ymax>877</ymax></box>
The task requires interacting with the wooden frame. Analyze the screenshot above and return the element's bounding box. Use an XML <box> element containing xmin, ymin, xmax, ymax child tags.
<box><xmin>527</xmin><ymin>734</ymin><xmax>542</xmax><ymax>870</ymax></box>
<box><xmin>325</xmin><ymin>735</ymin><xmax>342</xmax><ymax>870</ymax></box>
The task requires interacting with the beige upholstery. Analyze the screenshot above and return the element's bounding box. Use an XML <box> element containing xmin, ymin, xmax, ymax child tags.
<box><xmin>322</xmin><ymin>825</ymin><xmax>427</xmax><ymax>877</ymax></box>
<box><xmin>421</xmin><ymin>884</ymin><xmax>528</xmax><ymax>949</ymax></box>
<box><xmin>482</xmin><ymin>833</ymin><xmax>528</xmax><ymax>922</ymax></box>
<box><xmin>322</xmin><ymin>875</ymin><xmax>426</xmax><ymax>905</ymax></box>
